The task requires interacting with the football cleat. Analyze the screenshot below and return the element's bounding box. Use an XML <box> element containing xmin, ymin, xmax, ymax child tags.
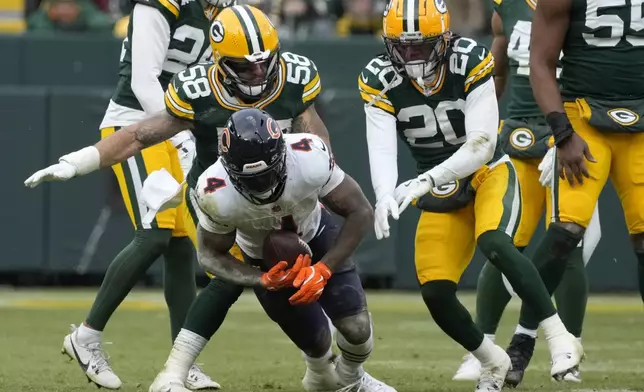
<box><xmin>475</xmin><ymin>349</ymin><xmax>511</xmax><ymax>392</ymax></box>
<box><xmin>548</xmin><ymin>333</ymin><xmax>584</xmax><ymax>382</ymax></box>
<box><xmin>504</xmin><ymin>333</ymin><xmax>535</xmax><ymax>388</ymax></box>
<box><xmin>563</xmin><ymin>366</ymin><xmax>581</xmax><ymax>382</ymax></box>
<box><xmin>302</xmin><ymin>364</ymin><xmax>342</xmax><ymax>391</ymax></box>
<box><xmin>337</xmin><ymin>373</ymin><xmax>397</xmax><ymax>392</ymax></box>
<box><xmin>62</xmin><ymin>324</ymin><xmax>122</xmax><ymax>390</ymax></box>
<box><xmin>453</xmin><ymin>353</ymin><xmax>482</xmax><ymax>381</ymax></box>
<box><xmin>149</xmin><ymin>371</ymin><xmax>192</xmax><ymax>392</ymax></box>
<box><xmin>185</xmin><ymin>364</ymin><xmax>221</xmax><ymax>390</ymax></box>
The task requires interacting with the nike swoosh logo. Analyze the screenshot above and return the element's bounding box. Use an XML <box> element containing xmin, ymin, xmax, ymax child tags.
<box><xmin>361</xmin><ymin>74</ymin><xmax>369</xmax><ymax>84</ymax></box>
<box><xmin>479</xmin><ymin>51</ymin><xmax>485</xmax><ymax>60</ymax></box>
<box><xmin>70</xmin><ymin>336</ymin><xmax>90</xmax><ymax>372</ymax></box>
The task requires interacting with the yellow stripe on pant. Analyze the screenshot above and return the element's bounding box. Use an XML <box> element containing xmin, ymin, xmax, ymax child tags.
<box><xmin>415</xmin><ymin>162</ymin><xmax>521</xmax><ymax>284</ymax></box>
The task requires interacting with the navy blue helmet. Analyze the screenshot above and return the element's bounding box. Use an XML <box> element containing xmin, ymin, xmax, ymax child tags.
<box><xmin>219</xmin><ymin>108</ymin><xmax>287</xmax><ymax>205</ymax></box>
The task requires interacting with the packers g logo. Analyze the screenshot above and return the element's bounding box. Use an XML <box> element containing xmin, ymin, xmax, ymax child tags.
<box><xmin>608</xmin><ymin>108</ymin><xmax>639</xmax><ymax>126</ymax></box>
<box><xmin>435</xmin><ymin>0</ymin><xmax>448</xmax><ymax>13</ymax></box>
<box><xmin>430</xmin><ymin>180</ymin><xmax>459</xmax><ymax>198</ymax></box>
<box><xmin>210</xmin><ymin>21</ymin><xmax>225</xmax><ymax>43</ymax></box>
<box><xmin>509</xmin><ymin>128</ymin><xmax>535</xmax><ymax>150</ymax></box>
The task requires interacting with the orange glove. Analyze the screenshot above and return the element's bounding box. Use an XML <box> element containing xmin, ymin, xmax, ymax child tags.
<box><xmin>260</xmin><ymin>254</ymin><xmax>311</xmax><ymax>291</ymax></box>
<box><xmin>289</xmin><ymin>262</ymin><xmax>332</xmax><ymax>305</ymax></box>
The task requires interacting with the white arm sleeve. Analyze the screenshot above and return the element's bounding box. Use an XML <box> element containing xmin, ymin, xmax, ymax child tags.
<box><xmin>426</xmin><ymin>78</ymin><xmax>499</xmax><ymax>186</ymax></box>
<box><xmin>365</xmin><ymin>105</ymin><xmax>398</xmax><ymax>202</ymax></box>
<box><xmin>130</xmin><ymin>4</ymin><xmax>171</xmax><ymax>115</ymax></box>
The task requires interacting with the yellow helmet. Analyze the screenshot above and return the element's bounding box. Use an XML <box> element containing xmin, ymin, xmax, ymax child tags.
<box><xmin>382</xmin><ymin>0</ymin><xmax>451</xmax><ymax>81</ymax></box>
<box><xmin>209</xmin><ymin>5</ymin><xmax>280</xmax><ymax>100</ymax></box>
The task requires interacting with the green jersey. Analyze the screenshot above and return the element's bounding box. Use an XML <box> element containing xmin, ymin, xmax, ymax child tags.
<box><xmin>562</xmin><ymin>0</ymin><xmax>644</xmax><ymax>100</ymax></box>
<box><xmin>111</xmin><ymin>0</ymin><xmax>216</xmax><ymax>111</ymax></box>
<box><xmin>359</xmin><ymin>37</ymin><xmax>503</xmax><ymax>174</ymax></box>
<box><xmin>164</xmin><ymin>52</ymin><xmax>322</xmax><ymax>188</ymax></box>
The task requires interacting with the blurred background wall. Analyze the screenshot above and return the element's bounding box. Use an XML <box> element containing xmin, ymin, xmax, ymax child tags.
<box><xmin>0</xmin><ymin>0</ymin><xmax>639</xmax><ymax>293</ymax></box>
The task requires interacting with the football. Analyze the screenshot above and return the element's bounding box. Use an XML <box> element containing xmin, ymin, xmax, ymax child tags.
<box><xmin>262</xmin><ymin>230</ymin><xmax>312</xmax><ymax>270</ymax></box>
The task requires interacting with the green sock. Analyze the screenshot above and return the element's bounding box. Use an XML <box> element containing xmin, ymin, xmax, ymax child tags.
<box><xmin>183</xmin><ymin>277</ymin><xmax>244</xmax><ymax>339</ymax></box>
<box><xmin>553</xmin><ymin>248</ymin><xmax>588</xmax><ymax>337</ymax></box>
<box><xmin>474</xmin><ymin>249</ymin><xmax>525</xmax><ymax>335</ymax></box>
<box><xmin>163</xmin><ymin>236</ymin><xmax>197</xmax><ymax>341</ymax></box>
<box><xmin>86</xmin><ymin>229</ymin><xmax>172</xmax><ymax>330</ymax></box>
<box><xmin>421</xmin><ymin>280</ymin><xmax>484</xmax><ymax>351</ymax></box>
<box><xmin>636</xmin><ymin>251</ymin><xmax>644</xmax><ymax>303</ymax></box>
<box><xmin>477</xmin><ymin>231</ymin><xmax>556</xmax><ymax>323</ymax></box>
<box><xmin>518</xmin><ymin>224</ymin><xmax>583</xmax><ymax>329</ymax></box>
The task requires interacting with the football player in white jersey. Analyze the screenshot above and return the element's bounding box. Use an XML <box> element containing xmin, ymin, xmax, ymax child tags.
<box><xmin>149</xmin><ymin>108</ymin><xmax>396</xmax><ymax>392</ymax></box>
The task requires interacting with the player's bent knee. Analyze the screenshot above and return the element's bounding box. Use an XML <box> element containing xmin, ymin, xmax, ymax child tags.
<box><xmin>553</xmin><ymin>221</ymin><xmax>586</xmax><ymax>237</ymax></box>
<box><xmin>334</xmin><ymin>310</ymin><xmax>371</xmax><ymax>345</ymax></box>
<box><xmin>420</xmin><ymin>280</ymin><xmax>458</xmax><ymax>314</ymax></box>
<box><xmin>133</xmin><ymin>228</ymin><xmax>173</xmax><ymax>253</ymax></box>
<box><xmin>476</xmin><ymin>229</ymin><xmax>513</xmax><ymax>257</ymax></box>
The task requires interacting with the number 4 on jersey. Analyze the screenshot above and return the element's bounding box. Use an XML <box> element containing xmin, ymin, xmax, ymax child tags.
<box><xmin>204</xmin><ymin>177</ymin><xmax>226</xmax><ymax>194</ymax></box>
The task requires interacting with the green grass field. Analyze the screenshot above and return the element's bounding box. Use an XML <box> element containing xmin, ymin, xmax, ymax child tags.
<box><xmin>0</xmin><ymin>289</ymin><xmax>642</xmax><ymax>392</ymax></box>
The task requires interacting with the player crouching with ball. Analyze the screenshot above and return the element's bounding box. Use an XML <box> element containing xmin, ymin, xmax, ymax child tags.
<box><xmin>149</xmin><ymin>108</ymin><xmax>396</xmax><ymax>392</ymax></box>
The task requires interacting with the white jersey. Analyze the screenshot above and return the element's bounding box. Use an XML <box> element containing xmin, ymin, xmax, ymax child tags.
<box><xmin>193</xmin><ymin>133</ymin><xmax>345</xmax><ymax>259</ymax></box>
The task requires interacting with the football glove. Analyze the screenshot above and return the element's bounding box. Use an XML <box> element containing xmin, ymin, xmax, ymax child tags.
<box><xmin>538</xmin><ymin>147</ymin><xmax>555</xmax><ymax>187</ymax></box>
<box><xmin>175</xmin><ymin>138</ymin><xmax>196</xmax><ymax>180</ymax></box>
<box><xmin>394</xmin><ymin>173</ymin><xmax>435</xmax><ymax>214</ymax></box>
<box><xmin>24</xmin><ymin>146</ymin><xmax>100</xmax><ymax>188</ymax></box>
<box><xmin>260</xmin><ymin>254</ymin><xmax>311</xmax><ymax>291</ymax></box>
<box><xmin>289</xmin><ymin>262</ymin><xmax>332</xmax><ymax>305</ymax></box>
<box><xmin>374</xmin><ymin>195</ymin><xmax>399</xmax><ymax>240</ymax></box>
<box><xmin>24</xmin><ymin>162</ymin><xmax>77</xmax><ymax>188</ymax></box>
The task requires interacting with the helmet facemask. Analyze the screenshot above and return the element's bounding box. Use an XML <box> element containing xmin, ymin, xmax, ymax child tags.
<box><xmin>222</xmin><ymin>138</ymin><xmax>287</xmax><ymax>205</ymax></box>
<box><xmin>220</xmin><ymin>49</ymin><xmax>280</xmax><ymax>102</ymax></box>
<box><xmin>384</xmin><ymin>32</ymin><xmax>451</xmax><ymax>83</ymax></box>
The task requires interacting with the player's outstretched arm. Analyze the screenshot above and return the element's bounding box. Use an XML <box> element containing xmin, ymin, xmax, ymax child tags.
<box><xmin>24</xmin><ymin>111</ymin><xmax>191</xmax><ymax>188</ymax></box>
<box><xmin>292</xmin><ymin>104</ymin><xmax>331</xmax><ymax>147</ymax></box>
<box><xmin>319</xmin><ymin>175</ymin><xmax>374</xmax><ymax>271</ymax></box>
<box><xmin>197</xmin><ymin>225</ymin><xmax>264</xmax><ymax>286</ymax></box>
<box><xmin>491</xmin><ymin>11</ymin><xmax>509</xmax><ymax>99</ymax></box>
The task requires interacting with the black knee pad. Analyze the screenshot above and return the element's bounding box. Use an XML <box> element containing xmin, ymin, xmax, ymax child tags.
<box><xmin>133</xmin><ymin>228</ymin><xmax>172</xmax><ymax>254</ymax></box>
<box><xmin>476</xmin><ymin>230</ymin><xmax>513</xmax><ymax>260</ymax></box>
<box><xmin>420</xmin><ymin>280</ymin><xmax>458</xmax><ymax>314</ymax></box>
<box><xmin>334</xmin><ymin>311</ymin><xmax>371</xmax><ymax>345</ymax></box>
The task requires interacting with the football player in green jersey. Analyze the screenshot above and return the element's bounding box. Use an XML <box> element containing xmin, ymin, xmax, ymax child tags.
<box><xmin>512</xmin><ymin>0</ymin><xmax>644</xmax><ymax>383</ymax></box>
<box><xmin>453</xmin><ymin>0</ymin><xmax>603</xmax><ymax>386</ymax></box>
<box><xmin>362</xmin><ymin>0</ymin><xmax>583</xmax><ymax>390</ymax></box>
<box><xmin>25</xmin><ymin>0</ymin><xmax>234</xmax><ymax>389</ymax></box>
<box><xmin>25</xmin><ymin>5</ymin><xmax>391</xmax><ymax>392</ymax></box>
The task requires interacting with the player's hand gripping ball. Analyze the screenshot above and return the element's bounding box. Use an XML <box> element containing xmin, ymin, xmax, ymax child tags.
<box><xmin>260</xmin><ymin>230</ymin><xmax>313</xmax><ymax>291</ymax></box>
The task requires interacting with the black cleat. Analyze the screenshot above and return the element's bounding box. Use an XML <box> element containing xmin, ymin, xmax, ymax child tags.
<box><xmin>504</xmin><ymin>333</ymin><xmax>535</xmax><ymax>388</ymax></box>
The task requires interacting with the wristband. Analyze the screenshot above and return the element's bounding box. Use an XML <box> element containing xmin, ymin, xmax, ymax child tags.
<box><xmin>59</xmin><ymin>146</ymin><xmax>101</xmax><ymax>176</ymax></box>
<box><xmin>546</xmin><ymin>112</ymin><xmax>575</xmax><ymax>146</ymax></box>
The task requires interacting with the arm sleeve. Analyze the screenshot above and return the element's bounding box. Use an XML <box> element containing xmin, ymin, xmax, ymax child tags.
<box><xmin>425</xmin><ymin>78</ymin><xmax>499</xmax><ymax>186</ymax></box>
<box><xmin>365</xmin><ymin>105</ymin><xmax>398</xmax><ymax>202</ymax></box>
<box><xmin>130</xmin><ymin>4</ymin><xmax>171</xmax><ymax>115</ymax></box>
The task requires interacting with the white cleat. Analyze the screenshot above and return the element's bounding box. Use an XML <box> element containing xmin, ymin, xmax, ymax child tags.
<box><xmin>453</xmin><ymin>353</ymin><xmax>482</xmax><ymax>381</ymax></box>
<box><xmin>548</xmin><ymin>333</ymin><xmax>584</xmax><ymax>382</ymax></box>
<box><xmin>149</xmin><ymin>370</ymin><xmax>192</xmax><ymax>392</ymax></box>
<box><xmin>302</xmin><ymin>364</ymin><xmax>342</xmax><ymax>391</ymax></box>
<box><xmin>62</xmin><ymin>324</ymin><xmax>122</xmax><ymax>390</ymax></box>
<box><xmin>185</xmin><ymin>364</ymin><xmax>221</xmax><ymax>390</ymax></box>
<box><xmin>475</xmin><ymin>349</ymin><xmax>511</xmax><ymax>392</ymax></box>
<box><xmin>563</xmin><ymin>366</ymin><xmax>581</xmax><ymax>383</ymax></box>
<box><xmin>337</xmin><ymin>372</ymin><xmax>397</xmax><ymax>392</ymax></box>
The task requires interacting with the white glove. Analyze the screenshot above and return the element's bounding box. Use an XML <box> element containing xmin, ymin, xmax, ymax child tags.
<box><xmin>394</xmin><ymin>173</ymin><xmax>434</xmax><ymax>214</ymax></box>
<box><xmin>176</xmin><ymin>138</ymin><xmax>196</xmax><ymax>180</ymax></box>
<box><xmin>374</xmin><ymin>195</ymin><xmax>399</xmax><ymax>240</ymax></box>
<box><xmin>24</xmin><ymin>162</ymin><xmax>77</xmax><ymax>188</ymax></box>
<box><xmin>538</xmin><ymin>147</ymin><xmax>555</xmax><ymax>187</ymax></box>
<box><xmin>24</xmin><ymin>146</ymin><xmax>100</xmax><ymax>188</ymax></box>
<box><xmin>141</xmin><ymin>168</ymin><xmax>184</xmax><ymax>225</ymax></box>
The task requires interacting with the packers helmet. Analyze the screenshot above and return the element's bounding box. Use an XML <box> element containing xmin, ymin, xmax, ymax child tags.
<box><xmin>209</xmin><ymin>5</ymin><xmax>280</xmax><ymax>101</ymax></box>
<box><xmin>382</xmin><ymin>0</ymin><xmax>452</xmax><ymax>81</ymax></box>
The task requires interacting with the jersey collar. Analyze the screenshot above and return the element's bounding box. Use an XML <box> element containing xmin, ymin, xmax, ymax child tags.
<box><xmin>410</xmin><ymin>64</ymin><xmax>447</xmax><ymax>96</ymax></box>
<box><xmin>207</xmin><ymin>59</ymin><xmax>287</xmax><ymax>111</ymax></box>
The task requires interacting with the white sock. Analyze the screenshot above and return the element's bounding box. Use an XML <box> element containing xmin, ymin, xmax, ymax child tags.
<box><xmin>484</xmin><ymin>334</ymin><xmax>496</xmax><ymax>343</ymax></box>
<box><xmin>163</xmin><ymin>329</ymin><xmax>208</xmax><ymax>381</ymax></box>
<box><xmin>76</xmin><ymin>322</ymin><xmax>102</xmax><ymax>345</ymax></box>
<box><xmin>471</xmin><ymin>336</ymin><xmax>500</xmax><ymax>366</ymax></box>
<box><xmin>515</xmin><ymin>324</ymin><xmax>538</xmax><ymax>339</ymax></box>
<box><xmin>539</xmin><ymin>314</ymin><xmax>568</xmax><ymax>341</ymax></box>
<box><xmin>302</xmin><ymin>346</ymin><xmax>334</xmax><ymax>372</ymax></box>
<box><xmin>336</xmin><ymin>330</ymin><xmax>372</xmax><ymax>380</ymax></box>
